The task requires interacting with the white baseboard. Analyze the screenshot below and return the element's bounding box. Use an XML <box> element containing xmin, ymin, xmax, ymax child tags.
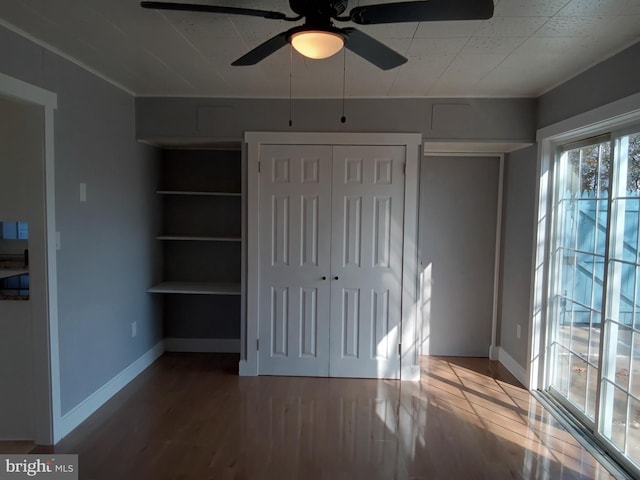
<box><xmin>488</xmin><ymin>344</ymin><xmax>500</xmax><ymax>361</ymax></box>
<box><xmin>55</xmin><ymin>340</ymin><xmax>165</xmax><ymax>442</ymax></box>
<box><xmin>401</xmin><ymin>364</ymin><xmax>420</xmax><ymax>382</ymax></box>
<box><xmin>498</xmin><ymin>347</ymin><xmax>529</xmax><ymax>388</ymax></box>
<box><xmin>238</xmin><ymin>360</ymin><xmax>257</xmax><ymax>376</ymax></box>
<box><xmin>165</xmin><ymin>338</ymin><xmax>240</xmax><ymax>353</ymax></box>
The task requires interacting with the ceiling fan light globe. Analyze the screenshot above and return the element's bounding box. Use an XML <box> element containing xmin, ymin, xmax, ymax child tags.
<box><xmin>290</xmin><ymin>30</ymin><xmax>344</xmax><ymax>59</ymax></box>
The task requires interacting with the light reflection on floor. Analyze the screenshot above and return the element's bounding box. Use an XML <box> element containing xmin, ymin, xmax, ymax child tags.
<box><xmin>28</xmin><ymin>354</ymin><xmax>621</xmax><ymax>479</ymax></box>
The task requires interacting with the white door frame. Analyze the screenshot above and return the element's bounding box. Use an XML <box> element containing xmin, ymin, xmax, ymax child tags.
<box><xmin>0</xmin><ymin>72</ymin><xmax>59</xmax><ymax>444</ymax></box>
<box><xmin>241</xmin><ymin>132</ymin><xmax>422</xmax><ymax>380</ymax></box>
<box><xmin>421</xmin><ymin>150</ymin><xmax>505</xmax><ymax>362</ymax></box>
<box><xmin>421</xmin><ymin>142</ymin><xmax>533</xmax><ymax>377</ymax></box>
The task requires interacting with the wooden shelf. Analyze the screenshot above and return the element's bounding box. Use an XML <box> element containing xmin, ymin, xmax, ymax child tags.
<box><xmin>147</xmin><ymin>282</ymin><xmax>241</xmax><ymax>295</ymax></box>
<box><xmin>156</xmin><ymin>235</ymin><xmax>241</xmax><ymax>242</ymax></box>
<box><xmin>157</xmin><ymin>190</ymin><xmax>241</xmax><ymax>197</ymax></box>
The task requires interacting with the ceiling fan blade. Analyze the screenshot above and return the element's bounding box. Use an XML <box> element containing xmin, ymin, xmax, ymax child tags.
<box><xmin>348</xmin><ymin>0</ymin><xmax>494</xmax><ymax>24</ymax></box>
<box><xmin>343</xmin><ymin>28</ymin><xmax>407</xmax><ymax>70</ymax></box>
<box><xmin>140</xmin><ymin>2</ymin><xmax>293</xmax><ymax>21</ymax></box>
<box><xmin>231</xmin><ymin>32</ymin><xmax>290</xmax><ymax>66</ymax></box>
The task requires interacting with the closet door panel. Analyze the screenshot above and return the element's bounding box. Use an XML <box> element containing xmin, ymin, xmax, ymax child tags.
<box><xmin>259</xmin><ymin>145</ymin><xmax>332</xmax><ymax>376</ymax></box>
<box><xmin>329</xmin><ymin>146</ymin><xmax>405</xmax><ymax>379</ymax></box>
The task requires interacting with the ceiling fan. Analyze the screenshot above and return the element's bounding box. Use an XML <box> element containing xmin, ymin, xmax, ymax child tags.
<box><xmin>141</xmin><ymin>0</ymin><xmax>494</xmax><ymax>70</ymax></box>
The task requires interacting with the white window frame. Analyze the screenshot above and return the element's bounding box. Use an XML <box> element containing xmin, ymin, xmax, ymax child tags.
<box><xmin>531</xmin><ymin>92</ymin><xmax>640</xmax><ymax>393</ymax></box>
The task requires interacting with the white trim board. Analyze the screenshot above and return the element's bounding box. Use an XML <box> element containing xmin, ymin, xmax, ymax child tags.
<box><xmin>424</xmin><ymin>141</ymin><xmax>532</xmax><ymax>154</ymax></box>
<box><xmin>498</xmin><ymin>347</ymin><xmax>529</xmax><ymax>389</ymax></box>
<box><xmin>245</xmin><ymin>131</ymin><xmax>422</xmax><ymax>147</ymax></box>
<box><xmin>0</xmin><ymin>72</ymin><xmax>57</xmax><ymax>108</ymax></box>
<box><xmin>56</xmin><ymin>341</ymin><xmax>165</xmax><ymax>442</ymax></box>
<box><xmin>164</xmin><ymin>338</ymin><xmax>240</xmax><ymax>353</ymax></box>
<box><xmin>490</xmin><ymin>155</ymin><xmax>505</xmax><ymax>361</ymax></box>
<box><xmin>537</xmin><ymin>92</ymin><xmax>640</xmax><ymax>142</ymax></box>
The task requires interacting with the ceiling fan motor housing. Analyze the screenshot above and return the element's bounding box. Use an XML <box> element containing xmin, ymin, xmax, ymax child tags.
<box><xmin>289</xmin><ymin>0</ymin><xmax>348</xmax><ymax>19</ymax></box>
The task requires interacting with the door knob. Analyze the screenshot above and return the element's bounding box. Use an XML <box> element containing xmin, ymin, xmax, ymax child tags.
<box><xmin>322</xmin><ymin>276</ymin><xmax>327</xmax><ymax>280</ymax></box>
<box><xmin>334</xmin><ymin>276</ymin><xmax>339</xmax><ymax>280</ymax></box>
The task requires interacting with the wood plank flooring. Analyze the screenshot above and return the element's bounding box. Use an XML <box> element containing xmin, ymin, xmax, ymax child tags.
<box><xmin>0</xmin><ymin>441</ymin><xmax>34</xmax><ymax>454</ymax></box>
<box><xmin>20</xmin><ymin>353</ymin><xmax>618</xmax><ymax>479</ymax></box>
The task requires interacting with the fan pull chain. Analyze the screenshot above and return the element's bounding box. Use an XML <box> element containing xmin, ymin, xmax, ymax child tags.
<box><xmin>341</xmin><ymin>48</ymin><xmax>347</xmax><ymax>124</ymax></box>
<box><xmin>289</xmin><ymin>45</ymin><xmax>293</xmax><ymax>127</ymax></box>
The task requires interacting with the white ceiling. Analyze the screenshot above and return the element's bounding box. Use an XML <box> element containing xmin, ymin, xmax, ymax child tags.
<box><xmin>0</xmin><ymin>0</ymin><xmax>638</xmax><ymax>98</ymax></box>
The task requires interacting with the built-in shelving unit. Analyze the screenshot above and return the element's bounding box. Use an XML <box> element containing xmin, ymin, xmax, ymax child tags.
<box><xmin>147</xmin><ymin>281</ymin><xmax>240</xmax><ymax>295</ymax></box>
<box><xmin>148</xmin><ymin>148</ymin><xmax>242</xmax><ymax>347</ymax></box>
<box><xmin>156</xmin><ymin>190</ymin><xmax>241</xmax><ymax>197</ymax></box>
<box><xmin>155</xmin><ymin>235</ymin><xmax>241</xmax><ymax>242</ymax></box>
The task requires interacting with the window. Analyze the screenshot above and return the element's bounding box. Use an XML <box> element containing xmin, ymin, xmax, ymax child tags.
<box><xmin>548</xmin><ymin>137</ymin><xmax>610</xmax><ymax>422</ymax></box>
<box><xmin>601</xmin><ymin>130</ymin><xmax>640</xmax><ymax>463</ymax></box>
<box><xmin>546</xmin><ymin>127</ymin><xmax>640</xmax><ymax>473</ymax></box>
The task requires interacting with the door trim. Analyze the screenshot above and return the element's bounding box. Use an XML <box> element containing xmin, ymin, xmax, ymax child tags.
<box><xmin>241</xmin><ymin>132</ymin><xmax>421</xmax><ymax>380</ymax></box>
<box><xmin>0</xmin><ymin>72</ymin><xmax>59</xmax><ymax>444</ymax></box>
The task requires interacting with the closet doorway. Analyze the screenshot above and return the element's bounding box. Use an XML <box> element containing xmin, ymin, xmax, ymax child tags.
<box><xmin>243</xmin><ymin>133</ymin><xmax>421</xmax><ymax>380</ymax></box>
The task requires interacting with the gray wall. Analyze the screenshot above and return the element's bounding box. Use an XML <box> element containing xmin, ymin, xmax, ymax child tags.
<box><xmin>136</xmin><ymin>97</ymin><xmax>536</xmax><ymax>144</ymax></box>
<box><xmin>419</xmin><ymin>156</ymin><xmax>499</xmax><ymax>356</ymax></box>
<box><xmin>499</xmin><ymin>146</ymin><xmax>537</xmax><ymax>367</ymax></box>
<box><xmin>537</xmin><ymin>42</ymin><xmax>640</xmax><ymax>128</ymax></box>
<box><xmin>0</xmin><ymin>24</ymin><xmax>163</xmax><ymax>416</ymax></box>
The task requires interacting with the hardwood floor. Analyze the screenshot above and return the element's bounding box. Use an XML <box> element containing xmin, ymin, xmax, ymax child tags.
<box><xmin>26</xmin><ymin>353</ymin><xmax>618</xmax><ymax>479</ymax></box>
<box><xmin>0</xmin><ymin>441</ymin><xmax>34</xmax><ymax>454</ymax></box>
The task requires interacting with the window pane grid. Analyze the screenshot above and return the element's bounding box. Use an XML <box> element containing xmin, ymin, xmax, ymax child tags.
<box><xmin>554</xmin><ymin>245</ymin><xmax>606</xmax><ymax>259</ymax></box>
<box><xmin>551</xmin><ymin>342</ymin><xmax>599</xmax><ymax>411</ymax></box>
<box><xmin>552</xmin><ymin>341</ymin><xmax>599</xmax><ymax>370</ymax></box>
<box><xmin>606</xmin><ymin>256</ymin><xmax>640</xmax><ymax>268</ymax></box>
<box><xmin>613</xmin><ymin>196</ymin><xmax>640</xmax><ymax>201</ymax></box>
<box><xmin>556</xmin><ymin>296</ymin><xmax>601</xmax><ymax>316</ymax></box>
<box><xmin>605</xmin><ymin>318</ymin><xmax>640</xmax><ymax>337</ymax></box>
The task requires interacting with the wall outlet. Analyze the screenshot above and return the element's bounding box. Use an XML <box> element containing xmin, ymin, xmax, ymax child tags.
<box><xmin>131</xmin><ymin>321</ymin><xmax>137</xmax><ymax>338</ymax></box>
<box><xmin>516</xmin><ymin>324</ymin><xmax>522</xmax><ymax>340</ymax></box>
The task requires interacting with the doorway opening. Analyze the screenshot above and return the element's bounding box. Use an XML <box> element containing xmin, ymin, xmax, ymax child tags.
<box><xmin>0</xmin><ymin>73</ymin><xmax>59</xmax><ymax>445</ymax></box>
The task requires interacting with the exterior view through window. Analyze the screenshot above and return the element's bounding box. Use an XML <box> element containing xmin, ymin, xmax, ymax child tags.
<box><xmin>547</xmin><ymin>129</ymin><xmax>640</xmax><ymax>472</ymax></box>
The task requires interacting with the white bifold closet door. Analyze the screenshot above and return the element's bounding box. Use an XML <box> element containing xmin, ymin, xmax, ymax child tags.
<box><xmin>259</xmin><ymin>144</ymin><xmax>405</xmax><ymax>378</ymax></box>
<box><xmin>259</xmin><ymin>145</ymin><xmax>333</xmax><ymax>377</ymax></box>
